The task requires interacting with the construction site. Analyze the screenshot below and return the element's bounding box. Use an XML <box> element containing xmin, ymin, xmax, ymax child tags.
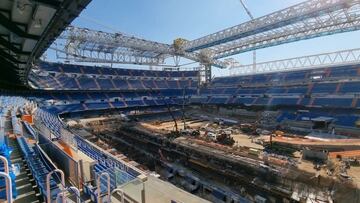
<box><xmin>3</xmin><ymin>0</ymin><xmax>360</xmax><ymax>202</ymax></box>
<box><xmin>64</xmin><ymin>105</ymin><xmax>360</xmax><ymax>203</ymax></box>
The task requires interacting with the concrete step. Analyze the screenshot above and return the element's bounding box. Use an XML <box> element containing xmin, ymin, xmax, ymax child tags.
<box><xmin>7</xmin><ymin>137</ymin><xmax>41</xmax><ymax>203</ymax></box>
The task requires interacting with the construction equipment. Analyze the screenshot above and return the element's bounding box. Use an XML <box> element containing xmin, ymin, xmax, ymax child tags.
<box><xmin>216</xmin><ymin>131</ymin><xmax>235</xmax><ymax>146</ymax></box>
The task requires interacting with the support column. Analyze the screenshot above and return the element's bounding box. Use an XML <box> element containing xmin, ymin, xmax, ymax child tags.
<box><xmin>198</xmin><ymin>64</ymin><xmax>212</xmax><ymax>86</ymax></box>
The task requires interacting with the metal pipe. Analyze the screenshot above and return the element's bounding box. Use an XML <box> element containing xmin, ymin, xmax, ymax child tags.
<box><xmin>0</xmin><ymin>156</ymin><xmax>9</xmax><ymax>174</ymax></box>
<box><xmin>0</xmin><ymin>155</ymin><xmax>11</xmax><ymax>203</ymax></box>
<box><xmin>56</xmin><ymin>186</ymin><xmax>81</xmax><ymax>203</ymax></box>
<box><xmin>111</xmin><ymin>188</ymin><xmax>125</xmax><ymax>203</ymax></box>
<box><xmin>46</xmin><ymin>169</ymin><xmax>65</xmax><ymax>203</ymax></box>
<box><xmin>0</xmin><ymin>172</ymin><xmax>13</xmax><ymax>203</ymax></box>
<box><xmin>96</xmin><ymin>172</ymin><xmax>111</xmax><ymax>203</ymax></box>
<box><xmin>68</xmin><ymin>186</ymin><xmax>81</xmax><ymax>203</ymax></box>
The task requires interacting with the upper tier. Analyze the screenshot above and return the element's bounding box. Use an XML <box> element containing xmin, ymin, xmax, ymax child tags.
<box><xmin>29</xmin><ymin>61</ymin><xmax>199</xmax><ymax>90</ymax></box>
<box><xmin>212</xmin><ymin>64</ymin><xmax>360</xmax><ymax>87</ymax></box>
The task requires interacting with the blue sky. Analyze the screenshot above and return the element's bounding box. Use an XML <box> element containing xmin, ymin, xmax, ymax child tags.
<box><xmin>46</xmin><ymin>0</ymin><xmax>360</xmax><ymax>76</ymax></box>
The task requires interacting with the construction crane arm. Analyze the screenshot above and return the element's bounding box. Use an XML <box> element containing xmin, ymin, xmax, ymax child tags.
<box><xmin>182</xmin><ymin>0</ymin><xmax>358</xmax><ymax>52</ymax></box>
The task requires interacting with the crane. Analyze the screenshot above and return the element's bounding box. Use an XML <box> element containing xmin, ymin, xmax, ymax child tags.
<box><xmin>238</xmin><ymin>0</ymin><xmax>256</xmax><ymax>73</ymax></box>
<box><xmin>51</xmin><ymin>0</ymin><xmax>360</xmax><ymax>84</ymax></box>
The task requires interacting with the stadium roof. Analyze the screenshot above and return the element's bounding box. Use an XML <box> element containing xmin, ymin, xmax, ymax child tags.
<box><xmin>0</xmin><ymin>0</ymin><xmax>91</xmax><ymax>89</ymax></box>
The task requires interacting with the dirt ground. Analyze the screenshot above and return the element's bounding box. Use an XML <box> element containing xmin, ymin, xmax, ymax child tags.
<box><xmin>346</xmin><ymin>164</ymin><xmax>360</xmax><ymax>187</ymax></box>
<box><xmin>231</xmin><ymin>133</ymin><xmax>263</xmax><ymax>149</ymax></box>
<box><xmin>140</xmin><ymin>119</ymin><xmax>264</xmax><ymax>149</ymax></box>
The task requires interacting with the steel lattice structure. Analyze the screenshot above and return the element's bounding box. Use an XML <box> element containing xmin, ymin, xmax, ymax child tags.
<box><xmin>183</xmin><ymin>0</ymin><xmax>358</xmax><ymax>52</ymax></box>
<box><xmin>56</xmin><ymin>26</ymin><xmax>229</xmax><ymax>68</ymax></box>
<box><xmin>58</xmin><ymin>26</ymin><xmax>170</xmax><ymax>65</ymax></box>
<box><xmin>53</xmin><ymin>0</ymin><xmax>360</xmax><ymax>83</ymax></box>
<box><xmin>229</xmin><ymin>48</ymin><xmax>360</xmax><ymax>75</ymax></box>
<box><xmin>212</xmin><ymin>1</ymin><xmax>360</xmax><ymax>59</ymax></box>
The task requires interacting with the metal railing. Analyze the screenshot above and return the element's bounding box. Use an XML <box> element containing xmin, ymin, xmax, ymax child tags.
<box><xmin>97</xmin><ymin>172</ymin><xmax>111</xmax><ymax>203</ymax></box>
<box><xmin>46</xmin><ymin>169</ymin><xmax>65</xmax><ymax>203</ymax></box>
<box><xmin>0</xmin><ymin>156</ymin><xmax>12</xmax><ymax>203</ymax></box>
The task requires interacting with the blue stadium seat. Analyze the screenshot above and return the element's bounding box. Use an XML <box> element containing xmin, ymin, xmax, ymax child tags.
<box><xmin>313</xmin><ymin>98</ymin><xmax>353</xmax><ymax>108</ymax></box>
<box><xmin>237</xmin><ymin>89</ymin><xmax>252</xmax><ymax>94</ymax></box>
<box><xmin>208</xmin><ymin>97</ymin><xmax>227</xmax><ymax>104</ymax></box>
<box><xmin>329</xmin><ymin>65</ymin><xmax>358</xmax><ymax>77</ymax></box>
<box><xmin>284</xmin><ymin>71</ymin><xmax>306</xmax><ymax>81</ymax></box>
<box><xmin>115</xmin><ymin>69</ymin><xmax>132</xmax><ymax>76</ymax></box>
<box><xmin>334</xmin><ymin>115</ymin><xmax>359</xmax><ymax>127</ymax></box>
<box><xmin>100</xmin><ymin>67</ymin><xmax>117</xmax><ymax>75</ymax></box>
<box><xmin>81</xmin><ymin>66</ymin><xmax>100</xmax><ymax>74</ymax></box>
<box><xmin>86</xmin><ymin>102</ymin><xmax>111</xmax><ymax>110</ymax></box>
<box><xmin>57</xmin><ymin>76</ymin><xmax>79</xmax><ymax>89</ymax></box>
<box><xmin>155</xmin><ymin>80</ymin><xmax>168</xmax><ymax>88</ymax></box>
<box><xmin>126</xmin><ymin>100</ymin><xmax>145</xmax><ymax>107</ymax></box>
<box><xmin>267</xmin><ymin>88</ymin><xmax>287</xmax><ymax>94</ymax></box>
<box><xmin>252</xmin><ymin>74</ymin><xmax>269</xmax><ymax>83</ymax></box>
<box><xmin>97</xmin><ymin>78</ymin><xmax>114</xmax><ymax>89</ymax></box>
<box><xmin>167</xmin><ymin>80</ymin><xmax>179</xmax><ymax>88</ymax></box>
<box><xmin>299</xmin><ymin>98</ymin><xmax>311</xmax><ymax>106</ymax></box>
<box><xmin>113</xmin><ymin>79</ymin><xmax>130</xmax><ymax>89</ymax></box>
<box><xmin>61</xmin><ymin>64</ymin><xmax>82</xmax><ymax>74</ymax></box>
<box><xmin>78</xmin><ymin>77</ymin><xmax>98</xmax><ymax>89</ymax></box>
<box><xmin>234</xmin><ymin>97</ymin><xmax>255</xmax><ymax>105</ymax></box>
<box><xmin>339</xmin><ymin>82</ymin><xmax>360</xmax><ymax>93</ymax></box>
<box><xmin>287</xmin><ymin>86</ymin><xmax>308</xmax><ymax>94</ymax></box>
<box><xmin>212</xmin><ymin>88</ymin><xmax>225</xmax><ymax>95</ymax></box>
<box><xmin>312</xmin><ymin>83</ymin><xmax>337</xmax><ymax>94</ymax></box>
<box><xmin>128</xmin><ymin>80</ymin><xmax>144</xmax><ymax>89</ymax></box>
<box><xmin>178</xmin><ymin>80</ymin><xmax>189</xmax><ymax>88</ymax></box>
<box><xmin>270</xmin><ymin>97</ymin><xmax>299</xmax><ymax>106</ymax></box>
<box><xmin>38</xmin><ymin>61</ymin><xmax>61</xmax><ymax>72</ymax></box>
<box><xmin>254</xmin><ymin>97</ymin><xmax>270</xmax><ymax>105</ymax></box>
<box><xmin>223</xmin><ymin>88</ymin><xmax>238</xmax><ymax>95</ymax></box>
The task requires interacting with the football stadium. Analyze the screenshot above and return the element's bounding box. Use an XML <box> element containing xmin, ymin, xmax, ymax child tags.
<box><xmin>0</xmin><ymin>0</ymin><xmax>360</xmax><ymax>202</ymax></box>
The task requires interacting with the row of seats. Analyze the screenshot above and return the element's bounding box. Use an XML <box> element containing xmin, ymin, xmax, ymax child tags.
<box><xmin>30</xmin><ymin>73</ymin><xmax>198</xmax><ymax>90</ymax></box>
<box><xmin>27</xmin><ymin>89</ymin><xmax>196</xmax><ymax>102</ymax></box>
<box><xmin>23</xmin><ymin>121</ymin><xmax>37</xmax><ymax>140</ymax></box>
<box><xmin>33</xmin><ymin>107</ymin><xmax>141</xmax><ymax>180</ymax></box>
<box><xmin>277</xmin><ymin>110</ymin><xmax>360</xmax><ymax>127</ymax></box>
<box><xmin>75</xmin><ymin>136</ymin><xmax>140</xmax><ymax>178</ymax></box>
<box><xmin>0</xmin><ymin>96</ymin><xmax>30</xmax><ymax>199</ymax></box>
<box><xmin>83</xmin><ymin>163</ymin><xmax>118</xmax><ymax>202</ymax></box>
<box><xmin>35</xmin><ymin>109</ymin><xmax>62</xmax><ymax>138</ymax></box>
<box><xmin>38</xmin><ymin>93</ymin><xmax>358</xmax><ymax>115</ymax></box>
<box><xmin>39</xmin><ymin>61</ymin><xmax>198</xmax><ymax>78</ymax></box>
<box><xmin>44</xmin><ymin>98</ymin><xmax>179</xmax><ymax>114</ymax></box>
<box><xmin>212</xmin><ymin>64</ymin><xmax>360</xmax><ymax>87</ymax></box>
<box><xmin>201</xmin><ymin>81</ymin><xmax>360</xmax><ymax>95</ymax></box>
<box><xmin>199</xmin><ymin>96</ymin><xmax>358</xmax><ymax>108</ymax></box>
<box><xmin>16</xmin><ymin>136</ymin><xmax>61</xmax><ymax>201</ymax></box>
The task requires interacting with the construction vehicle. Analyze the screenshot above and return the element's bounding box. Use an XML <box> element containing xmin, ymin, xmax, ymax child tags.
<box><xmin>240</xmin><ymin>123</ymin><xmax>258</xmax><ymax>134</ymax></box>
<box><xmin>216</xmin><ymin>131</ymin><xmax>235</xmax><ymax>146</ymax></box>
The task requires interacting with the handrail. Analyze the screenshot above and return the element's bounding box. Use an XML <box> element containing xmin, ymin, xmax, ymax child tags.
<box><xmin>0</xmin><ymin>156</ymin><xmax>11</xmax><ymax>203</ymax></box>
<box><xmin>56</xmin><ymin>186</ymin><xmax>81</xmax><ymax>203</ymax></box>
<box><xmin>96</xmin><ymin>172</ymin><xmax>111</xmax><ymax>203</ymax></box>
<box><xmin>68</xmin><ymin>186</ymin><xmax>81</xmax><ymax>203</ymax></box>
<box><xmin>111</xmin><ymin>188</ymin><xmax>125</xmax><ymax>203</ymax></box>
<box><xmin>46</xmin><ymin>169</ymin><xmax>65</xmax><ymax>203</ymax></box>
<box><xmin>0</xmin><ymin>156</ymin><xmax>9</xmax><ymax>174</ymax></box>
<box><xmin>0</xmin><ymin>172</ymin><xmax>12</xmax><ymax>203</ymax></box>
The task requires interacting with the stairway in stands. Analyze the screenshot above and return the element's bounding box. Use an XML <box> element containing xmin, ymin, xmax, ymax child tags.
<box><xmin>8</xmin><ymin>137</ymin><xmax>41</xmax><ymax>203</ymax></box>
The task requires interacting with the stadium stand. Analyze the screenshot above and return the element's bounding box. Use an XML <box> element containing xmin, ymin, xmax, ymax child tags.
<box><xmin>30</xmin><ymin>62</ymin><xmax>199</xmax><ymax>91</ymax></box>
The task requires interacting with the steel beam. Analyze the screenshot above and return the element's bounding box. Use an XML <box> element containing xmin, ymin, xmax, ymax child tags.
<box><xmin>183</xmin><ymin>0</ymin><xmax>357</xmax><ymax>52</ymax></box>
<box><xmin>213</xmin><ymin>2</ymin><xmax>360</xmax><ymax>58</ymax></box>
<box><xmin>0</xmin><ymin>13</ymin><xmax>40</xmax><ymax>40</ymax></box>
<box><xmin>0</xmin><ymin>37</ymin><xmax>31</xmax><ymax>55</ymax></box>
<box><xmin>230</xmin><ymin>48</ymin><xmax>360</xmax><ymax>75</ymax></box>
<box><xmin>60</xmin><ymin>26</ymin><xmax>229</xmax><ymax>68</ymax></box>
